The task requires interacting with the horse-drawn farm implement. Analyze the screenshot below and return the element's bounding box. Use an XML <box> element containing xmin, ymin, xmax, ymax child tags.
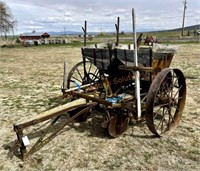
<box><xmin>12</xmin><ymin>10</ymin><xmax>186</xmax><ymax>160</ymax></box>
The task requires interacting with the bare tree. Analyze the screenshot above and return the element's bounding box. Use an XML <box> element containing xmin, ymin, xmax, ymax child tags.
<box><xmin>0</xmin><ymin>1</ymin><xmax>17</xmax><ymax>39</ymax></box>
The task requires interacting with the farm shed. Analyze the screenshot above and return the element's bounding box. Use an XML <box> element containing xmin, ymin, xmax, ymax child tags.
<box><xmin>19</xmin><ymin>32</ymin><xmax>50</xmax><ymax>41</ymax></box>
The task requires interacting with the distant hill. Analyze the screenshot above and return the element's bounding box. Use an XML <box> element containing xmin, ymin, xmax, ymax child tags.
<box><xmin>159</xmin><ymin>24</ymin><xmax>200</xmax><ymax>32</ymax></box>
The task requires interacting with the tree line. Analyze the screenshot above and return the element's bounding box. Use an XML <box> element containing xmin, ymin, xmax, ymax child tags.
<box><xmin>0</xmin><ymin>0</ymin><xmax>17</xmax><ymax>39</ymax></box>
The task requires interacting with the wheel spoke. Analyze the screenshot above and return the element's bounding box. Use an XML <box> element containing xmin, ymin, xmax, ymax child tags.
<box><xmin>171</xmin><ymin>74</ymin><xmax>179</xmax><ymax>97</ymax></box>
<box><xmin>91</xmin><ymin>69</ymin><xmax>99</xmax><ymax>80</ymax></box>
<box><xmin>153</xmin><ymin>107</ymin><xmax>163</xmax><ymax>119</ymax></box>
<box><xmin>87</xmin><ymin>61</ymin><xmax>92</xmax><ymax>74</ymax></box>
<box><xmin>155</xmin><ymin>108</ymin><xmax>167</xmax><ymax>132</ymax></box>
<box><xmin>153</xmin><ymin>103</ymin><xmax>168</xmax><ymax>119</ymax></box>
<box><xmin>171</xmin><ymin>105</ymin><xmax>180</xmax><ymax>112</ymax></box>
<box><xmin>159</xmin><ymin>79</ymin><xmax>171</xmax><ymax>97</ymax></box>
<box><xmin>71</xmin><ymin>76</ymin><xmax>82</xmax><ymax>83</ymax></box>
<box><xmin>76</xmin><ymin>69</ymin><xmax>83</xmax><ymax>81</ymax></box>
<box><xmin>167</xmin><ymin>107</ymin><xmax>175</xmax><ymax>124</ymax></box>
<box><xmin>167</xmin><ymin>108</ymin><xmax>171</xmax><ymax>128</ymax></box>
<box><xmin>173</xmin><ymin>76</ymin><xmax>179</xmax><ymax>87</ymax></box>
<box><xmin>173</xmin><ymin>85</ymin><xmax>182</xmax><ymax>99</ymax></box>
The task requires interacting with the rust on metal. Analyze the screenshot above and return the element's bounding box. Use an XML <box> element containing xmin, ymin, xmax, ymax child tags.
<box><xmin>145</xmin><ymin>68</ymin><xmax>186</xmax><ymax>136</ymax></box>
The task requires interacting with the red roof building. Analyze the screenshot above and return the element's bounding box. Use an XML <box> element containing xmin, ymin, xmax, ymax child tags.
<box><xmin>19</xmin><ymin>32</ymin><xmax>50</xmax><ymax>40</ymax></box>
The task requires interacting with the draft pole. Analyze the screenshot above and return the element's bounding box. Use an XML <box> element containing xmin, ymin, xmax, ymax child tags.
<box><xmin>132</xmin><ymin>8</ymin><xmax>141</xmax><ymax>119</ymax></box>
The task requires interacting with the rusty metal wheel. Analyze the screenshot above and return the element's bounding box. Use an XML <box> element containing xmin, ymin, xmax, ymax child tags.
<box><xmin>67</xmin><ymin>61</ymin><xmax>100</xmax><ymax>89</ymax></box>
<box><xmin>146</xmin><ymin>68</ymin><xmax>186</xmax><ymax>136</ymax></box>
<box><xmin>107</xmin><ymin>108</ymin><xmax>129</xmax><ymax>138</ymax></box>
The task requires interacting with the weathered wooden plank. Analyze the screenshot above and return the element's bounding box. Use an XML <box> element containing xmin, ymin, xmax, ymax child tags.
<box><xmin>115</xmin><ymin>48</ymin><xmax>151</xmax><ymax>66</ymax></box>
<box><xmin>14</xmin><ymin>98</ymin><xmax>89</xmax><ymax>129</ymax></box>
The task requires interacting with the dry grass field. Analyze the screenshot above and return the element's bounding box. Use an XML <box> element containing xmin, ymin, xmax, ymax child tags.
<box><xmin>0</xmin><ymin>44</ymin><xmax>200</xmax><ymax>171</ymax></box>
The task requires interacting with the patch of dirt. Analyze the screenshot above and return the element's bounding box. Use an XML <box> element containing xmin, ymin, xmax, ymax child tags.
<box><xmin>0</xmin><ymin>44</ymin><xmax>199</xmax><ymax>171</ymax></box>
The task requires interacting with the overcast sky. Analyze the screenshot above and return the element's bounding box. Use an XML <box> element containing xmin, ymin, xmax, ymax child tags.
<box><xmin>4</xmin><ymin>0</ymin><xmax>200</xmax><ymax>34</ymax></box>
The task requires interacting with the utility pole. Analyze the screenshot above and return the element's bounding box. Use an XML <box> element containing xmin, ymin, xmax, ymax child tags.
<box><xmin>64</xmin><ymin>27</ymin><xmax>66</xmax><ymax>37</ymax></box>
<box><xmin>181</xmin><ymin>0</ymin><xmax>187</xmax><ymax>36</ymax></box>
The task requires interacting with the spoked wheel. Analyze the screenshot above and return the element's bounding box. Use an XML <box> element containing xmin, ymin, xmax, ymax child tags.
<box><xmin>146</xmin><ymin>68</ymin><xmax>186</xmax><ymax>136</ymax></box>
<box><xmin>107</xmin><ymin>108</ymin><xmax>129</xmax><ymax>138</ymax></box>
<box><xmin>67</xmin><ymin>61</ymin><xmax>100</xmax><ymax>89</ymax></box>
<box><xmin>66</xmin><ymin>61</ymin><xmax>100</xmax><ymax>121</ymax></box>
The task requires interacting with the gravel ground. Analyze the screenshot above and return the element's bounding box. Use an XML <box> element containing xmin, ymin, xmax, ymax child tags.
<box><xmin>0</xmin><ymin>44</ymin><xmax>199</xmax><ymax>171</ymax></box>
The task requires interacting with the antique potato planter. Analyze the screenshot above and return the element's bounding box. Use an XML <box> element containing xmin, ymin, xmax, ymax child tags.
<box><xmin>12</xmin><ymin>10</ymin><xmax>186</xmax><ymax>160</ymax></box>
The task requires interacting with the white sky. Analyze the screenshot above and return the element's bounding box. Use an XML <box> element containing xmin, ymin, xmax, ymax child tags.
<box><xmin>3</xmin><ymin>0</ymin><xmax>200</xmax><ymax>34</ymax></box>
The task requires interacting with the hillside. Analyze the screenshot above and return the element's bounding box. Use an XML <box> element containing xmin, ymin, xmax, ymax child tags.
<box><xmin>167</xmin><ymin>24</ymin><xmax>200</xmax><ymax>32</ymax></box>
